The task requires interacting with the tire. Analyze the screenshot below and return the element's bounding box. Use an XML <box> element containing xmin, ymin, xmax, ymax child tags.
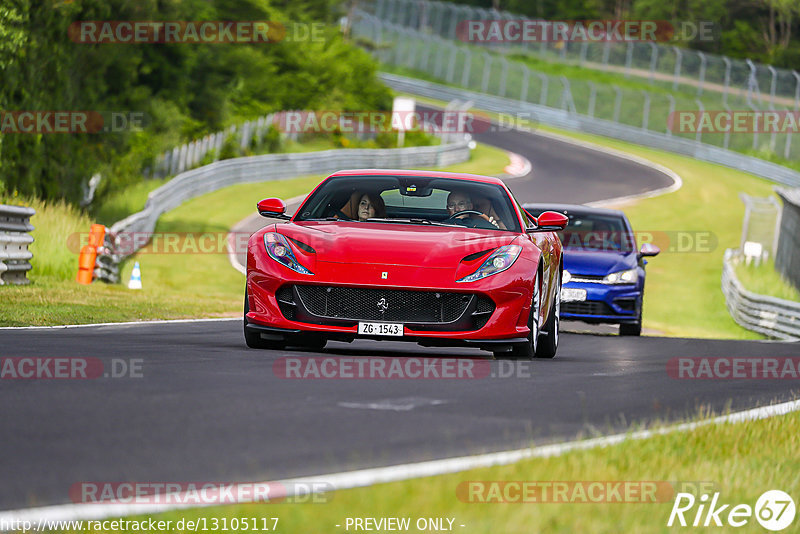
<box><xmin>536</xmin><ymin>274</ymin><xmax>560</xmax><ymax>359</ymax></box>
<box><xmin>243</xmin><ymin>289</ymin><xmax>286</xmax><ymax>350</ymax></box>
<box><xmin>619</xmin><ymin>297</ymin><xmax>643</xmax><ymax>336</ymax></box>
<box><xmin>511</xmin><ymin>269</ymin><xmax>540</xmax><ymax>360</ymax></box>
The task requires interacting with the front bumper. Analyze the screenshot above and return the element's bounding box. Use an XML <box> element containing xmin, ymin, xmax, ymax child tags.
<box><xmin>246</xmin><ymin>244</ymin><xmax>538</xmax><ymax>344</ymax></box>
<box><xmin>561</xmin><ymin>281</ymin><xmax>642</xmax><ymax>324</ymax></box>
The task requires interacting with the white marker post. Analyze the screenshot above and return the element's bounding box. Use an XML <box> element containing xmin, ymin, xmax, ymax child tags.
<box><xmin>392</xmin><ymin>96</ymin><xmax>415</xmax><ymax>148</ymax></box>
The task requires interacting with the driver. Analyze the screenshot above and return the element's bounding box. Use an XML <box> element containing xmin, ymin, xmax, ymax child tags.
<box><xmin>446</xmin><ymin>190</ymin><xmax>500</xmax><ymax>229</ymax></box>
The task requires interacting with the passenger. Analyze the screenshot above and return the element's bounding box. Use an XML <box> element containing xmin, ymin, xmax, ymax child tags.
<box><xmin>472</xmin><ymin>196</ymin><xmax>506</xmax><ymax>229</ymax></box>
<box><xmin>338</xmin><ymin>191</ymin><xmax>386</xmax><ymax>221</ymax></box>
<box><xmin>446</xmin><ymin>190</ymin><xmax>500</xmax><ymax>229</ymax></box>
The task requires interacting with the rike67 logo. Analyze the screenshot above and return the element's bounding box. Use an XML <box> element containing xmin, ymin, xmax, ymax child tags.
<box><xmin>668</xmin><ymin>490</ymin><xmax>795</xmax><ymax>531</ymax></box>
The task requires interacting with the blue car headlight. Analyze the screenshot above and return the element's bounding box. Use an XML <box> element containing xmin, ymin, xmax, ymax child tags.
<box><xmin>603</xmin><ymin>268</ymin><xmax>638</xmax><ymax>284</ymax></box>
<box><xmin>264</xmin><ymin>232</ymin><xmax>313</xmax><ymax>275</ymax></box>
<box><xmin>457</xmin><ymin>245</ymin><xmax>522</xmax><ymax>283</ymax></box>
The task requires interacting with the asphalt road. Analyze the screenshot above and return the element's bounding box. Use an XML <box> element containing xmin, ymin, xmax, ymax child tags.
<box><xmin>1</xmin><ymin>322</ymin><xmax>797</xmax><ymax>510</ymax></box>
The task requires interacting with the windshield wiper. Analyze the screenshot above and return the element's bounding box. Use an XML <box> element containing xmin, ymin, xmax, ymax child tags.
<box><xmin>366</xmin><ymin>218</ymin><xmax>462</xmax><ymax>228</ymax></box>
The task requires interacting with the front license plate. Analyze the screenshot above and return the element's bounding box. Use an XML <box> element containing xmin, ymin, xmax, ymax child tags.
<box><xmin>561</xmin><ymin>288</ymin><xmax>587</xmax><ymax>302</ymax></box>
<box><xmin>358</xmin><ymin>322</ymin><xmax>404</xmax><ymax>337</ymax></box>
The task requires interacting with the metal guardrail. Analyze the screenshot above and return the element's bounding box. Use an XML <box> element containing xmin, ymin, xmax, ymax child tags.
<box><xmin>96</xmin><ymin>141</ymin><xmax>470</xmax><ymax>279</ymax></box>
<box><xmin>356</xmin><ymin>11</ymin><xmax>800</xmax><ymax>163</ymax></box>
<box><xmin>372</xmin><ymin>0</ymin><xmax>800</xmax><ymax>109</ymax></box>
<box><xmin>721</xmin><ymin>249</ymin><xmax>800</xmax><ymax>341</ymax></box>
<box><xmin>0</xmin><ymin>205</ymin><xmax>35</xmax><ymax>285</ymax></box>
<box><xmin>377</xmin><ymin>73</ymin><xmax>800</xmax><ymax>189</ymax></box>
<box><xmin>775</xmin><ymin>187</ymin><xmax>800</xmax><ymax>292</ymax></box>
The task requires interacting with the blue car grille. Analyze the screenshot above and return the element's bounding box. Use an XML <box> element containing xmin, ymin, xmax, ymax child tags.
<box><xmin>562</xmin><ymin>300</ymin><xmax>615</xmax><ymax>316</ymax></box>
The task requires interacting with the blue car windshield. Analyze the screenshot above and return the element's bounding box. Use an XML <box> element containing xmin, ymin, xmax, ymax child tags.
<box><xmin>558</xmin><ymin>213</ymin><xmax>635</xmax><ymax>252</ymax></box>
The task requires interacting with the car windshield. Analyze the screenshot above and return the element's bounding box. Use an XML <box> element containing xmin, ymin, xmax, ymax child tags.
<box><xmin>294</xmin><ymin>175</ymin><xmax>521</xmax><ymax>232</ymax></box>
<box><xmin>528</xmin><ymin>209</ymin><xmax>634</xmax><ymax>252</ymax></box>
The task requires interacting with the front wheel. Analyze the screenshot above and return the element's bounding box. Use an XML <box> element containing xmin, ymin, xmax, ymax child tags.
<box><xmin>535</xmin><ymin>275</ymin><xmax>560</xmax><ymax>359</ymax></box>
<box><xmin>510</xmin><ymin>270</ymin><xmax>540</xmax><ymax>360</ymax></box>
<box><xmin>244</xmin><ymin>289</ymin><xmax>286</xmax><ymax>350</ymax></box>
<box><xmin>619</xmin><ymin>296</ymin><xmax>643</xmax><ymax>336</ymax></box>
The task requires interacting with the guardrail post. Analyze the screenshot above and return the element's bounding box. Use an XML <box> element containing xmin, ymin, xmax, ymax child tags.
<box><xmin>460</xmin><ymin>49</ymin><xmax>472</xmax><ymax>88</ymax></box>
<box><xmin>613</xmin><ymin>85</ymin><xmax>622</xmax><ymax>123</ymax></box>
<box><xmin>537</xmin><ymin>73</ymin><xmax>549</xmax><ymax>106</ymax></box>
<box><xmin>694</xmin><ymin>99</ymin><xmax>704</xmax><ymax>144</ymax></box>
<box><xmin>480</xmin><ymin>52</ymin><xmax>492</xmax><ymax>93</ymax></box>
<box><xmin>722</xmin><ymin>57</ymin><xmax>731</xmax><ymax>105</ymax></box>
<box><xmin>498</xmin><ymin>56</ymin><xmax>509</xmax><ymax>97</ymax></box>
<box><xmin>666</xmin><ymin>94</ymin><xmax>675</xmax><ymax>136</ymax></box>
<box><xmin>445</xmin><ymin>45</ymin><xmax>458</xmax><ymax>83</ymax></box>
<box><xmin>648</xmin><ymin>42</ymin><xmax>658</xmax><ymax>84</ymax></box>
<box><xmin>624</xmin><ymin>41</ymin><xmax>633</xmax><ymax>78</ymax></box>
<box><xmin>697</xmin><ymin>52</ymin><xmax>706</xmax><ymax>96</ymax></box>
<box><xmin>0</xmin><ymin>205</ymin><xmax>35</xmax><ymax>285</ymax></box>
<box><xmin>641</xmin><ymin>90</ymin><xmax>650</xmax><ymax>130</ymax></box>
<box><xmin>519</xmin><ymin>64</ymin><xmax>530</xmax><ymax>102</ymax></box>
<box><xmin>672</xmin><ymin>46</ymin><xmax>682</xmax><ymax>90</ymax></box>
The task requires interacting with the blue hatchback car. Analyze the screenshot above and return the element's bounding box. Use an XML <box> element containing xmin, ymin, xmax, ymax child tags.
<box><xmin>523</xmin><ymin>204</ymin><xmax>659</xmax><ymax>336</ymax></box>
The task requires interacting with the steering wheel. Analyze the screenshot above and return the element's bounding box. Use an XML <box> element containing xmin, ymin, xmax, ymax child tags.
<box><xmin>445</xmin><ymin>210</ymin><xmax>495</xmax><ymax>229</ymax></box>
<box><xmin>445</xmin><ymin>210</ymin><xmax>484</xmax><ymax>222</ymax></box>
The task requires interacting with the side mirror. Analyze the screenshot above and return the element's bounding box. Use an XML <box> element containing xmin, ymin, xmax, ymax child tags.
<box><xmin>639</xmin><ymin>243</ymin><xmax>660</xmax><ymax>257</ymax></box>
<box><xmin>257</xmin><ymin>198</ymin><xmax>290</xmax><ymax>220</ymax></box>
<box><xmin>527</xmin><ymin>210</ymin><xmax>568</xmax><ymax>233</ymax></box>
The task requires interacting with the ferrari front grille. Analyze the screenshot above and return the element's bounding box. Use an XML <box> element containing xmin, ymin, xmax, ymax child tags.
<box><xmin>292</xmin><ymin>285</ymin><xmax>477</xmax><ymax>324</ymax></box>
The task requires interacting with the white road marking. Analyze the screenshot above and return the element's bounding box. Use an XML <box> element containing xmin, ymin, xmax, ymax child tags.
<box><xmin>1</xmin><ymin>398</ymin><xmax>797</xmax><ymax>523</ymax></box>
<box><xmin>338</xmin><ymin>397</ymin><xmax>448</xmax><ymax>411</ymax></box>
<box><xmin>0</xmin><ymin>317</ymin><xmax>239</xmax><ymax>331</ymax></box>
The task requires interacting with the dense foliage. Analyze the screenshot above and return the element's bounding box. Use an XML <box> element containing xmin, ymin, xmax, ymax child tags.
<box><xmin>0</xmin><ymin>0</ymin><xmax>392</xmax><ymax>205</ymax></box>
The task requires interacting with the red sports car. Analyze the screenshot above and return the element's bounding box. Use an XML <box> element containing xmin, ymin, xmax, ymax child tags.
<box><xmin>244</xmin><ymin>169</ymin><xmax>567</xmax><ymax>359</ymax></box>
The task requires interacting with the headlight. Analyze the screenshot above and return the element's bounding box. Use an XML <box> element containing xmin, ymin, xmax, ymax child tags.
<box><xmin>457</xmin><ymin>245</ymin><xmax>521</xmax><ymax>283</ymax></box>
<box><xmin>603</xmin><ymin>268</ymin><xmax>638</xmax><ymax>284</ymax></box>
<box><xmin>562</xmin><ymin>270</ymin><xmax>571</xmax><ymax>284</ymax></box>
<box><xmin>264</xmin><ymin>232</ymin><xmax>313</xmax><ymax>275</ymax></box>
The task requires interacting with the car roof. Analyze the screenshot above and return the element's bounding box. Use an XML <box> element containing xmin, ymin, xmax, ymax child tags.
<box><xmin>522</xmin><ymin>203</ymin><xmax>627</xmax><ymax>219</ymax></box>
<box><xmin>328</xmin><ymin>169</ymin><xmax>506</xmax><ymax>186</ymax></box>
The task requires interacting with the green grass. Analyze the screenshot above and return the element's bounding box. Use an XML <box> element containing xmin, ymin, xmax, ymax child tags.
<box><xmin>735</xmin><ymin>258</ymin><xmax>800</xmax><ymax>302</ymax></box>
<box><xmin>51</xmin><ymin>407</ymin><xmax>800</xmax><ymax>533</ymax></box>
<box><xmin>403</xmin><ymin>92</ymin><xmax>776</xmax><ymax>340</ymax></box>
<box><xmin>0</xmin><ymin>143</ymin><xmax>510</xmax><ymax>326</ymax></box>
<box><xmin>93</xmin><ymin>177</ymin><xmax>171</xmax><ymax>226</ymax></box>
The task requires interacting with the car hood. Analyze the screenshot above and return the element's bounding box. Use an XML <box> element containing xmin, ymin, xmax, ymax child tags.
<box><xmin>279</xmin><ymin>221</ymin><xmax>516</xmax><ymax>268</ymax></box>
<box><xmin>563</xmin><ymin>249</ymin><xmax>637</xmax><ymax>277</ymax></box>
